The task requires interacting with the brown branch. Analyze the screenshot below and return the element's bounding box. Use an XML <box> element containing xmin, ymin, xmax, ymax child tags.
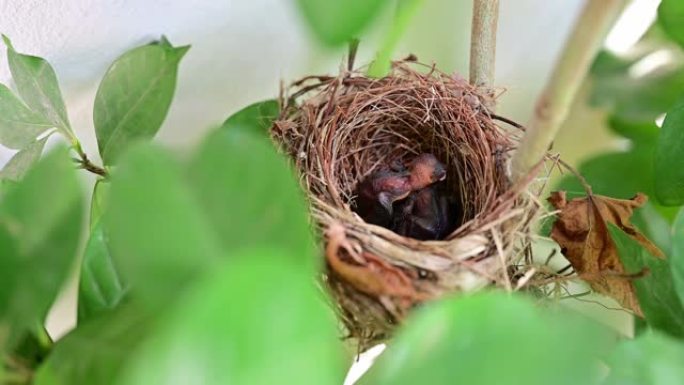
<box><xmin>510</xmin><ymin>0</ymin><xmax>627</xmax><ymax>182</ymax></box>
<box><xmin>348</xmin><ymin>38</ymin><xmax>360</xmax><ymax>71</ymax></box>
<box><xmin>74</xmin><ymin>151</ymin><xmax>107</xmax><ymax>178</ymax></box>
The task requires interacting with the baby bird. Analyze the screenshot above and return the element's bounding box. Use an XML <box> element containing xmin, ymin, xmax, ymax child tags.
<box><xmin>354</xmin><ymin>153</ymin><xmax>447</xmax><ymax>228</ymax></box>
<box><xmin>394</xmin><ymin>185</ymin><xmax>451</xmax><ymax>240</ymax></box>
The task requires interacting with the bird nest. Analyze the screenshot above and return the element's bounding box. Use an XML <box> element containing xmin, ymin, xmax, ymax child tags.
<box><xmin>271</xmin><ymin>59</ymin><xmax>539</xmax><ymax>350</ymax></box>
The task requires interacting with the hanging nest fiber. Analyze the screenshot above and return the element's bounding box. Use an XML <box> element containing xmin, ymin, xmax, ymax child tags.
<box><xmin>272</xmin><ymin>58</ymin><xmax>539</xmax><ymax>350</ymax></box>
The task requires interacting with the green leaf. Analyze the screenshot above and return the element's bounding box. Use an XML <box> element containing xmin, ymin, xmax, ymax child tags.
<box><xmin>94</xmin><ymin>40</ymin><xmax>189</xmax><ymax>164</ymax></box>
<box><xmin>188</xmin><ymin>129</ymin><xmax>317</xmax><ymax>270</ymax></box>
<box><xmin>591</xmin><ymin>58</ymin><xmax>684</xmax><ymax>124</ymax></box>
<box><xmin>655</xmin><ymin>96</ymin><xmax>684</xmax><ymax>205</ymax></box>
<box><xmin>0</xmin><ymin>136</ymin><xmax>48</xmax><ymax>181</ymax></box>
<box><xmin>0</xmin><ymin>84</ymin><xmax>52</xmax><ymax>149</ymax></box>
<box><xmin>105</xmin><ymin>143</ymin><xmax>222</xmax><ymax>305</ymax></box>
<box><xmin>604</xmin><ymin>331</ymin><xmax>684</xmax><ymax>385</ymax></box>
<box><xmin>33</xmin><ymin>304</ymin><xmax>152</xmax><ymax>385</ymax></box>
<box><xmin>220</xmin><ymin>99</ymin><xmax>279</xmax><ymax>137</ymax></box>
<box><xmin>556</xmin><ymin>147</ymin><xmax>655</xmax><ymax>200</ymax></box>
<box><xmin>89</xmin><ymin>179</ymin><xmax>109</xmax><ymax>230</ymax></box>
<box><xmin>607</xmin><ymin>115</ymin><xmax>660</xmax><ymax>143</ymax></box>
<box><xmin>368</xmin><ymin>0</ymin><xmax>423</xmax><ymax>78</ymax></box>
<box><xmin>609</xmin><ymin>224</ymin><xmax>684</xmax><ymax>338</ymax></box>
<box><xmin>361</xmin><ymin>292</ymin><xmax>613</xmax><ymax>385</ymax></box>
<box><xmin>673</xmin><ymin>208</ymin><xmax>684</xmax><ymax>308</ymax></box>
<box><xmin>296</xmin><ymin>0</ymin><xmax>388</xmax><ymax>46</ymax></box>
<box><xmin>116</xmin><ymin>253</ymin><xmax>345</xmax><ymax>385</ymax></box>
<box><xmin>659</xmin><ymin>0</ymin><xmax>684</xmax><ymax>48</ymax></box>
<box><xmin>0</xmin><ymin>147</ymin><xmax>83</xmax><ymax>345</ymax></box>
<box><xmin>77</xmin><ymin>222</ymin><xmax>126</xmax><ymax>323</ymax></box>
<box><xmin>2</xmin><ymin>35</ymin><xmax>73</xmax><ymax>139</ymax></box>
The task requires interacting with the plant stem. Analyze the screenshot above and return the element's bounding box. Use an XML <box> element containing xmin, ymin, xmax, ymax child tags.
<box><xmin>73</xmin><ymin>145</ymin><xmax>108</xmax><ymax>178</ymax></box>
<box><xmin>510</xmin><ymin>0</ymin><xmax>627</xmax><ymax>182</ymax></box>
<box><xmin>469</xmin><ymin>0</ymin><xmax>499</xmax><ymax>98</ymax></box>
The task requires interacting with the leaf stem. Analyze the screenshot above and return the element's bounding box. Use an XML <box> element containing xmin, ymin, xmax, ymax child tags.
<box><xmin>469</xmin><ymin>0</ymin><xmax>499</xmax><ymax>101</ymax></box>
<box><xmin>510</xmin><ymin>0</ymin><xmax>627</xmax><ymax>182</ymax></box>
<box><xmin>73</xmin><ymin>145</ymin><xmax>108</xmax><ymax>178</ymax></box>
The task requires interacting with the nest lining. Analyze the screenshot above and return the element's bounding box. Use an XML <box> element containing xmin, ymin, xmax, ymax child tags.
<box><xmin>272</xmin><ymin>60</ymin><xmax>538</xmax><ymax>348</ymax></box>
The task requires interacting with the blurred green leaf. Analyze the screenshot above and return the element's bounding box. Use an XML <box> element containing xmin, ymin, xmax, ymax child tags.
<box><xmin>94</xmin><ymin>40</ymin><xmax>189</xmax><ymax>165</ymax></box>
<box><xmin>188</xmin><ymin>130</ymin><xmax>317</xmax><ymax>270</ymax></box>
<box><xmin>2</xmin><ymin>35</ymin><xmax>73</xmax><ymax>140</ymax></box>
<box><xmin>361</xmin><ymin>292</ymin><xmax>613</xmax><ymax>385</ymax></box>
<box><xmin>593</xmin><ymin>65</ymin><xmax>684</xmax><ymax>124</ymax></box>
<box><xmin>655</xmin><ymin>96</ymin><xmax>684</xmax><ymax>205</ymax></box>
<box><xmin>89</xmin><ymin>179</ymin><xmax>109</xmax><ymax>230</ymax></box>
<box><xmin>607</xmin><ymin>115</ymin><xmax>660</xmax><ymax>143</ymax></box>
<box><xmin>296</xmin><ymin>0</ymin><xmax>388</xmax><ymax>46</ymax></box>
<box><xmin>659</xmin><ymin>0</ymin><xmax>684</xmax><ymax>48</ymax></box>
<box><xmin>117</xmin><ymin>253</ymin><xmax>344</xmax><ymax>385</ymax></box>
<box><xmin>556</xmin><ymin>146</ymin><xmax>655</xmax><ymax>200</ymax></box>
<box><xmin>0</xmin><ymin>147</ymin><xmax>83</xmax><ymax>345</ymax></box>
<box><xmin>78</xmin><ymin>222</ymin><xmax>126</xmax><ymax>323</ymax></box>
<box><xmin>34</xmin><ymin>305</ymin><xmax>152</xmax><ymax>385</ymax></box>
<box><xmin>0</xmin><ymin>136</ymin><xmax>48</xmax><ymax>181</ymax></box>
<box><xmin>604</xmin><ymin>331</ymin><xmax>684</xmax><ymax>385</ymax></box>
<box><xmin>0</xmin><ymin>84</ymin><xmax>52</xmax><ymax>149</ymax></box>
<box><xmin>673</xmin><ymin>208</ymin><xmax>684</xmax><ymax>308</ymax></box>
<box><xmin>220</xmin><ymin>99</ymin><xmax>279</xmax><ymax>137</ymax></box>
<box><xmin>368</xmin><ymin>0</ymin><xmax>423</xmax><ymax>78</ymax></box>
<box><xmin>105</xmin><ymin>143</ymin><xmax>222</xmax><ymax>305</ymax></box>
<box><xmin>609</xmin><ymin>224</ymin><xmax>684</xmax><ymax>338</ymax></box>
<box><xmin>591</xmin><ymin>50</ymin><xmax>642</xmax><ymax>77</ymax></box>
<box><xmin>632</xmin><ymin>201</ymin><xmax>673</xmax><ymax>257</ymax></box>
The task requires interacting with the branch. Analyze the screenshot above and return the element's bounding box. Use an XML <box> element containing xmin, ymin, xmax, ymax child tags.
<box><xmin>469</xmin><ymin>0</ymin><xmax>499</xmax><ymax>100</ymax></box>
<box><xmin>510</xmin><ymin>0</ymin><xmax>627</xmax><ymax>182</ymax></box>
<box><xmin>73</xmin><ymin>144</ymin><xmax>108</xmax><ymax>178</ymax></box>
<box><xmin>78</xmin><ymin>154</ymin><xmax>108</xmax><ymax>178</ymax></box>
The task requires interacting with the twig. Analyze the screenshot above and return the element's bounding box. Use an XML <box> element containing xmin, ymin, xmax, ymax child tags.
<box><xmin>348</xmin><ymin>38</ymin><xmax>360</xmax><ymax>72</ymax></box>
<box><xmin>510</xmin><ymin>0</ymin><xmax>627</xmax><ymax>182</ymax></box>
<box><xmin>469</xmin><ymin>0</ymin><xmax>499</xmax><ymax>104</ymax></box>
<box><xmin>73</xmin><ymin>147</ymin><xmax>108</xmax><ymax>178</ymax></box>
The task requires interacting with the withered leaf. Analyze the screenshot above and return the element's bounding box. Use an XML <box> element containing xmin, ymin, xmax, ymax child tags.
<box><xmin>548</xmin><ymin>191</ymin><xmax>664</xmax><ymax>316</ymax></box>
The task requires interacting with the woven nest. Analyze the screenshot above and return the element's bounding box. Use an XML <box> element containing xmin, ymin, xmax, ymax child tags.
<box><xmin>272</xmin><ymin>59</ymin><xmax>539</xmax><ymax>349</ymax></box>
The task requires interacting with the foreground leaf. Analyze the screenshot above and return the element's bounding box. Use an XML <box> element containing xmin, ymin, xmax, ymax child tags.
<box><xmin>33</xmin><ymin>305</ymin><xmax>152</xmax><ymax>385</ymax></box>
<box><xmin>2</xmin><ymin>36</ymin><xmax>73</xmax><ymax>138</ymax></box>
<box><xmin>188</xmin><ymin>130</ymin><xmax>317</xmax><ymax>270</ymax></box>
<box><xmin>655</xmin><ymin>96</ymin><xmax>684</xmax><ymax>206</ymax></box>
<box><xmin>89</xmin><ymin>179</ymin><xmax>109</xmax><ymax>230</ymax></box>
<box><xmin>609</xmin><ymin>224</ymin><xmax>684</xmax><ymax>338</ymax></box>
<box><xmin>78</xmin><ymin>222</ymin><xmax>126</xmax><ymax>323</ymax></box>
<box><xmin>673</xmin><ymin>208</ymin><xmax>684</xmax><ymax>308</ymax></box>
<box><xmin>0</xmin><ymin>84</ymin><xmax>52</xmax><ymax>149</ymax></box>
<box><xmin>94</xmin><ymin>40</ymin><xmax>189</xmax><ymax>164</ymax></box>
<box><xmin>604</xmin><ymin>331</ymin><xmax>684</xmax><ymax>385</ymax></box>
<box><xmin>105</xmin><ymin>143</ymin><xmax>222</xmax><ymax>305</ymax></box>
<box><xmin>659</xmin><ymin>0</ymin><xmax>684</xmax><ymax>48</ymax></box>
<box><xmin>548</xmin><ymin>192</ymin><xmax>664</xmax><ymax>316</ymax></box>
<box><xmin>220</xmin><ymin>99</ymin><xmax>279</xmax><ymax>137</ymax></box>
<box><xmin>296</xmin><ymin>0</ymin><xmax>388</xmax><ymax>45</ymax></box>
<box><xmin>361</xmin><ymin>292</ymin><xmax>613</xmax><ymax>385</ymax></box>
<box><xmin>0</xmin><ymin>137</ymin><xmax>48</xmax><ymax>181</ymax></box>
<box><xmin>117</xmin><ymin>253</ymin><xmax>344</xmax><ymax>385</ymax></box>
<box><xmin>0</xmin><ymin>147</ymin><xmax>83</xmax><ymax>345</ymax></box>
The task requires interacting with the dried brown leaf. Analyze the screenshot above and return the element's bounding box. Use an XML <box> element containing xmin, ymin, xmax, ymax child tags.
<box><xmin>548</xmin><ymin>191</ymin><xmax>664</xmax><ymax>316</ymax></box>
